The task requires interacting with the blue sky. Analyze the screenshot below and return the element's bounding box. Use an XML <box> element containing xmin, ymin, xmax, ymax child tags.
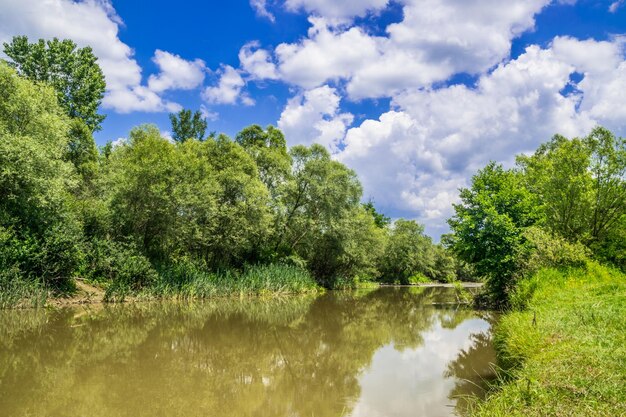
<box><xmin>1</xmin><ymin>0</ymin><xmax>626</xmax><ymax>237</ymax></box>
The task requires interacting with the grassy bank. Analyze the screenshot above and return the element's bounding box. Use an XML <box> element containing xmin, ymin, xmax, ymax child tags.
<box><xmin>0</xmin><ymin>264</ymin><xmax>321</xmax><ymax>308</ymax></box>
<box><xmin>471</xmin><ymin>262</ymin><xmax>626</xmax><ymax>417</ymax></box>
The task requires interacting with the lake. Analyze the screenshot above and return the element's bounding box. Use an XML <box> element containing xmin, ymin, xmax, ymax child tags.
<box><xmin>0</xmin><ymin>287</ymin><xmax>496</xmax><ymax>417</ymax></box>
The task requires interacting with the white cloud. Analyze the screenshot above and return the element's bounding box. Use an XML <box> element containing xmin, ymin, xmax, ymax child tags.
<box><xmin>275</xmin><ymin>17</ymin><xmax>379</xmax><ymax>88</ymax></box>
<box><xmin>278</xmin><ymin>85</ymin><xmax>353</xmax><ymax>151</ymax></box>
<box><xmin>147</xmin><ymin>50</ymin><xmax>206</xmax><ymax>93</ymax></box>
<box><xmin>239</xmin><ymin>41</ymin><xmax>279</xmax><ymax>80</ymax></box>
<box><xmin>337</xmin><ymin>38</ymin><xmax>626</xmax><ymax>236</ymax></box>
<box><xmin>0</xmin><ymin>0</ymin><xmax>185</xmax><ymax>113</ymax></box>
<box><xmin>100</xmin><ymin>85</ymin><xmax>182</xmax><ymax>113</ymax></box>
<box><xmin>203</xmin><ymin>65</ymin><xmax>255</xmax><ymax>106</ymax></box>
<box><xmin>250</xmin><ymin>0</ymin><xmax>275</xmax><ymax>22</ymax></box>
<box><xmin>284</xmin><ymin>0</ymin><xmax>389</xmax><ymax>22</ymax></box>
<box><xmin>609</xmin><ymin>0</ymin><xmax>624</xmax><ymax>13</ymax></box>
<box><xmin>272</xmin><ymin>0</ymin><xmax>555</xmax><ymax>99</ymax></box>
<box><xmin>111</xmin><ymin>137</ymin><xmax>127</xmax><ymax>148</ymax></box>
<box><xmin>200</xmin><ymin>105</ymin><xmax>219</xmax><ymax>122</ymax></box>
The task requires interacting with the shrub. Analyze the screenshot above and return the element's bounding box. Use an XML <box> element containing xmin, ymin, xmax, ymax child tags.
<box><xmin>84</xmin><ymin>239</ymin><xmax>157</xmax><ymax>299</ymax></box>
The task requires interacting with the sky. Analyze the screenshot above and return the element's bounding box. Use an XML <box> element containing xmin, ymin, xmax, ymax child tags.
<box><xmin>1</xmin><ymin>0</ymin><xmax>626</xmax><ymax>237</ymax></box>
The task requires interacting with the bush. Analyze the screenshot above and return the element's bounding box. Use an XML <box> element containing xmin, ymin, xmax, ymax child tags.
<box><xmin>522</xmin><ymin>227</ymin><xmax>589</xmax><ymax>273</ymax></box>
<box><xmin>84</xmin><ymin>239</ymin><xmax>157</xmax><ymax>300</ymax></box>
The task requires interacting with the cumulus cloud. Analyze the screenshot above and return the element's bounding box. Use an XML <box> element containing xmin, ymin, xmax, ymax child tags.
<box><xmin>0</xmin><ymin>0</ymin><xmax>190</xmax><ymax>113</ymax></box>
<box><xmin>338</xmin><ymin>38</ymin><xmax>626</xmax><ymax>236</ymax></box>
<box><xmin>609</xmin><ymin>0</ymin><xmax>625</xmax><ymax>13</ymax></box>
<box><xmin>203</xmin><ymin>65</ymin><xmax>255</xmax><ymax>106</ymax></box>
<box><xmin>147</xmin><ymin>50</ymin><xmax>206</xmax><ymax>93</ymax></box>
<box><xmin>284</xmin><ymin>0</ymin><xmax>389</xmax><ymax>22</ymax></box>
<box><xmin>275</xmin><ymin>17</ymin><xmax>379</xmax><ymax>88</ymax></box>
<box><xmin>239</xmin><ymin>41</ymin><xmax>279</xmax><ymax>80</ymax></box>
<box><xmin>250</xmin><ymin>0</ymin><xmax>276</xmax><ymax>22</ymax></box>
<box><xmin>278</xmin><ymin>85</ymin><xmax>353</xmax><ymax>150</ymax></box>
<box><xmin>271</xmin><ymin>0</ymin><xmax>553</xmax><ymax>99</ymax></box>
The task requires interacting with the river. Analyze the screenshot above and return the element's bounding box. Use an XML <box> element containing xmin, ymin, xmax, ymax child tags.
<box><xmin>0</xmin><ymin>286</ymin><xmax>496</xmax><ymax>417</ymax></box>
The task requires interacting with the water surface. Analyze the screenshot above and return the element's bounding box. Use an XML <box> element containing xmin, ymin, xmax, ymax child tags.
<box><xmin>0</xmin><ymin>287</ymin><xmax>496</xmax><ymax>417</ymax></box>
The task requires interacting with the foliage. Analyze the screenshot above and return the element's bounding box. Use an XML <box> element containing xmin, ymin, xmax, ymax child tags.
<box><xmin>3</xmin><ymin>35</ymin><xmax>106</xmax><ymax>131</ymax></box>
<box><xmin>169</xmin><ymin>109</ymin><xmax>208</xmax><ymax>142</ymax></box>
<box><xmin>379</xmin><ymin>219</ymin><xmax>435</xmax><ymax>284</ymax></box>
<box><xmin>521</xmin><ymin>226</ymin><xmax>589</xmax><ymax>273</ymax></box>
<box><xmin>363</xmin><ymin>200</ymin><xmax>391</xmax><ymax>228</ymax></box>
<box><xmin>0</xmin><ymin>62</ymin><xmax>83</xmax><ymax>290</ymax></box>
<box><xmin>448</xmin><ymin>162</ymin><xmax>543</xmax><ymax>307</ymax></box>
<box><xmin>472</xmin><ymin>264</ymin><xmax>626</xmax><ymax>416</ymax></box>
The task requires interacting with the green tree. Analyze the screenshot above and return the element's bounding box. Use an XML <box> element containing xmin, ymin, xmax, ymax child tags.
<box><xmin>104</xmin><ymin>125</ymin><xmax>181</xmax><ymax>260</ymax></box>
<box><xmin>379</xmin><ymin>219</ymin><xmax>435</xmax><ymax>284</ymax></box>
<box><xmin>517</xmin><ymin>134</ymin><xmax>592</xmax><ymax>241</ymax></box>
<box><xmin>585</xmin><ymin>127</ymin><xmax>626</xmax><ymax>243</ymax></box>
<box><xmin>3</xmin><ymin>36</ymin><xmax>106</xmax><ymax>132</ymax></box>
<box><xmin>169</xmin><ymin>109</ymin><xmax>208</xmax><ymax>142</ymax></box>
<box><xmin>448</xmin><ymin>163</ymin><xmax>542</xmax><ymax>307</ymax></box>
<box><xmin>273</xmin><ymin>144</ymin><xmax>363</xmax><ymax>284</ymax></box>
<box><xmin>235</xmin><ymin>125</ymin><xmax>291</xmax><ymax>199</ymax></box>
<box><xmin>363</xmin><ymin>200</ymin><xmax>391</xmax><ymax>228</ymax></box>
<box><xmin>0</xmin><ymin>62</ymin><xmax>82</xmax><ymax>288</ymax></box>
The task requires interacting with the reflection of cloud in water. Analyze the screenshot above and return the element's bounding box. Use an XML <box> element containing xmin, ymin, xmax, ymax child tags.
<box><xmin>350</xmin><ymin>318</ymin><xmax>492</xmax><ymax>417</ymax></box>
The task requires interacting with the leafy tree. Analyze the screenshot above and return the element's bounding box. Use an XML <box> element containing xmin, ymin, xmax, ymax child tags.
<box><xmin>3</xmin><ymin>35</ymin><xmax>106</xmax><ymax>132</ymax></box>
<box><xmin>448</xmin><ymin>163</ymin><xmax>542</xmax><ymax>307</ymax></box>
<box><xmin>379</xmin><ymin>219</ymin><xmax>435</xmax><ymax>284</ymax></box>
<box><xmin>104</xmin><ymin>125</ymin><xmax>181</xmax><ymax>260</ymax></box>
<box><xmin>273</xmin><ymin>144</ymin><xmax>362</xmax><ymax>284</ymax></box>
<box><xmin>517</xmin><ymin>134</ymin><xmax>592</xmax><ymax>241</ymax></box>
<box><xmin>0</xmin><ymin>62</ymin><xmax>82</xmax><ymax>288</ymax></box>
<box><xmin>169</xmin><ymin>109</ymin><xmax>208</xmax><ymax>142</ymax></box>
<box><xmin>585</xmin><ymin>127</ymin><xmax>626</xmax><ymax>243</ymax></box>
<box><xmin>199</xmin><ymin>134</ymin><xmax>271</xmax><ymax>267</ymax></box>
<box><xmin>235</xmin><ymin>125</ymin><xmax>291</xmax><ymax>198</ymax></box>
<box><xmin>363</xmin><ymin>200</ymin><xmax>391</xmax><ymax>228</ymax></box>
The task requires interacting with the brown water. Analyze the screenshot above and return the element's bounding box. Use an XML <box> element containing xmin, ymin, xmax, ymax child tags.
<box><xmin>0</xmin><ymin>287</ymin><xmax>496</xmax><ymax>417</ymax></box>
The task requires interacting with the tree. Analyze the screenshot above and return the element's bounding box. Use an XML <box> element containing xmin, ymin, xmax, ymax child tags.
<box><xmin>585</xmin><ymin>127</ymin><xmax>626</xmax><ymax>243</ymax></box>
<box><xmin>379</xmin><ymin>219</ymin><xmax>435</xmax><ymax>284</ymax></box>
<box><xmin>169</xmin><ymin>109</ymin><xmax>208</xmax><ymax>142</ymax></box>
<box><xmin>363</xmin><ymin>200</ymin><xmax>391</xmax><ymax>228</ymax></box>
<box><xmin>518</xmin><ymin>127</ymin><xmax>626</xmax><ymax>249</ymax></box>
<box><xmin>0</xmin><ymin>62</ymin><xmax>83</xmax><ymax>288</ymax></box>
<box><xmin>517</xmin><ymin>134</ymin><xmax>592</xmax><ymax>241</ymax></box>
<box><xmin>235</xmin><ymin>125</ymin><xmax>291</xmax><ymax>198</ymax></box>
<box><xmin>105</xmin><ymin>125</ymin><xmax>181</xmax><ymax>260</ymax></box>
<box><xmin>448</xmin><ymin>163</ymin><xmax>542</xmax><ymax>307</ymax></box>
<box><xmin>3</xmin><ymin>36</ymin><xmax>106</xmax><ymax>132</ymax></box>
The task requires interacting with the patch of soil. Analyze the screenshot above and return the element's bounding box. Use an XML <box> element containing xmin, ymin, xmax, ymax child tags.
<box><xmin>48</xmin><ymin>279</ymin><xmax>106</xmax><ymax>307</ymax></box>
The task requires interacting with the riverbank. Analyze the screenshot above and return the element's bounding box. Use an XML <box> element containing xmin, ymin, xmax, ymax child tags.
<box><xmin>471</xmin><ymin>262</ymin><xmax>626</xmax><ymax>417</ymax></box>
<box><xmin>0</xmin><ymin>264</ymin><xmax>322</xmax><ymax>309</ymax></box>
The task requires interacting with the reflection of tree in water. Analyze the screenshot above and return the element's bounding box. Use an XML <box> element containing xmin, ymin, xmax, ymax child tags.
<box><xmin>444</xmin><ymin>319</ymin><xmax>498</xmax><ymax>415</ymax></box>
<box><xmin>0</xmin><ymin>287</ymin><xmax>490</xmax><ymax>417</ymax></box>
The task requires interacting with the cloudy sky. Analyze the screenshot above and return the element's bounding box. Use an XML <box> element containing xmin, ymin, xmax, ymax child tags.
<box><xmin>1</xmin><ymin>0</ymin><xmax>626</xmax><ymax>237</ymax></box>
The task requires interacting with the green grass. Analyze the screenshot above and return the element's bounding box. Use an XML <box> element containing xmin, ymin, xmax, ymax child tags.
<box><xmin>0</xmin><ymin>268</ymin><xmax>47</xmax><ymax>309</ymax></box>
<box><xmin>470</xmin><ymin>262</ymin><xmax>626</xmax><ymax>417</ymax></box>
<box><xmin>124</xmin><ymin>262</ymin><xmax>321</xmax><ymax>301</ymax></box>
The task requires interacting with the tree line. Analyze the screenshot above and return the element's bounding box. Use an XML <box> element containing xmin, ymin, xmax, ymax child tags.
<box><xmin>0</xmin><ymin>36</ymin><xmax>458</xmax><ymax>302</ymax></box>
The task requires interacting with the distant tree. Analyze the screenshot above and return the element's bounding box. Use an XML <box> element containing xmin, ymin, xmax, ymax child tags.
<box><xmin>169</xmin><ymin>109</ymin><xmax>208</xmax><ymax>142</ymax></box>
<box><xmin>3</xmin><ymin>35</ymin><xmax>106</xmax><ymax>132</ymax></box>
<box><xmin>362</xmin><ymin>200</ymin><xmax>391</xmax><ymax>228</ymax></box>
<box><xmin>379</xmin><ymin>219</ymin><xmax>435</xmax><ymax>284</ymax></box>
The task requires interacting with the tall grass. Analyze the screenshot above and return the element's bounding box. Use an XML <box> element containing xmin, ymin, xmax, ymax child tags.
<box><xmin>469</xmin><ymin>262</ymin><xmax>626</xmax><ymax>417</ymax></box>
<box><xmin>0</xmin><ymin>269</ymin><xmax>47</xmax><ymax>309</ymax></box>
<box><xmin>121</xmin><ymin>262</ymin><xmax>320</xmax><ymax>301</ymax></box>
